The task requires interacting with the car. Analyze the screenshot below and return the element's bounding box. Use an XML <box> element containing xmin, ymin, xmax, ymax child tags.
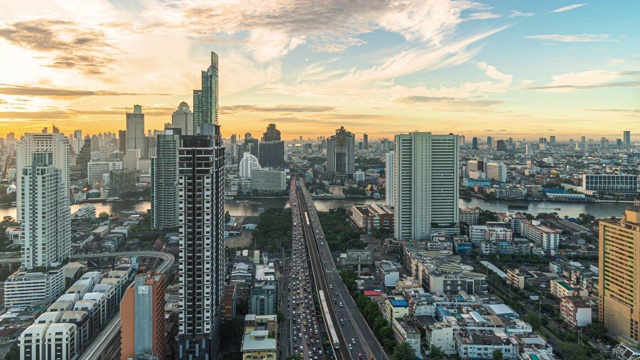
<box><xmin>339</xmin><ymin>302</ymin><xmax>343</xmax><ymax>308</ymax></box>
<box><xmin>348</xmin><ymin>344</ymin><xmax>353</xmax><ymax>351</ymax></box>
<box><xmin>352</xmin><ymin>338</ymin><xmax>356</xmax><ymax>344</ymax></box>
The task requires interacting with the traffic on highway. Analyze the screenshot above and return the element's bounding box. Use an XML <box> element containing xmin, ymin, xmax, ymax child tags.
<box><xmin>288</xmin><ymin>179</ymin><xmax>327</xmax><ymax>360</ymax></box>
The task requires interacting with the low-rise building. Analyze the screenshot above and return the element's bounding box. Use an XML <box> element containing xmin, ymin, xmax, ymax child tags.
<box><xmin>523</xmin><ymin>221</ymin><xmax>559</xmax><ymax>254</ymax></box>
<box><xmin>455</xmin><ymin>330</ymin><xmax>517</xmax><ymax>359</ymax></box>
<box><xmin>384</xmin><ymin>296</ymin><xmax>409</xmax><ymax>321</ymax></box>
<box><xmin>350</xmin><ymin>204</ymin><xmax>394</xmax><ymax>235</ymax></box>
<box><xmin>241</xmin><ymin>330</ymin><xmax>277</xmax><ymax>360</ymax></box>
<box><xmin>425</xmin><ymin>322</ymin><xmax>456</xmax><ymax>355</ymax></box>
<box><xmin>221</xmin><ymin>284</ymin><xmax>237</xmax><ymax>321</ymax></box>
<box><xmin>507</xmin><ymin>269</ymin><xmax>525</xmax><ymax>289</ymax></box>
<box><xmin>560</xmin><ymin>296</ymin><xmax>592</xmax><ymax>327</ymax></box>
<box><xmin>392</xmin><ymin>318</ymin><xmax>422</xmax><ymax>359</ymax></box>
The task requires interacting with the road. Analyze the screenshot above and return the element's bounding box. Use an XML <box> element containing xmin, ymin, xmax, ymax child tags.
<box><xmin>0</xmin><ymin>250</ymin><xmax>176</xmax><ymax>267</ymax></box>
<box><xmin>298</xmin><ymin>182</ymin><xmax>388</xmax><ymax>360</ymax></box>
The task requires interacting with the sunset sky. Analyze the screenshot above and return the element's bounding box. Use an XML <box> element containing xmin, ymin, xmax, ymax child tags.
<box><xmin>0</xmin><ymin>0</ymin><xmax>638</xmax><ymax>140</ymax></box>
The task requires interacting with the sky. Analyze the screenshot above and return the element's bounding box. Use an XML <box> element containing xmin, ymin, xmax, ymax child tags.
<box><xmin>0</xmin><ymin>0</ymin><xmax>638</xmax><ymax>141</ymax></box>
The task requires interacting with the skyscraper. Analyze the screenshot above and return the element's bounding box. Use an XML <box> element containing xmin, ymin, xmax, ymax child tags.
<box><xmin>259</xmin><ymin>124</ymin><xmax>285</xmax><ymax>168</ymax></box>
<box><xmin>121</xmin><ymin>272</ymin><xmax>167</xmax><ymax>360</ymax></box>
<box><xmin>486</xmin><ymin>136</ymin><xmax>492</xmax><ymax>148</ymax></box>
<box><xmin>193</xmin><ymin>52</ymin><xmax>219</xmax><ymax>127</ymax></box>
<box><xmin>152</xmin><ymin>129</ymin><xmax>181</xmax><ymax>230</ymax></box>
<box><xmin>176</xmin><ymin>130</ymin><xmax>225</xmax><ymax>359</ymax></box>
<box><xmin>126</xmin><ymin>105</ymin><xmax>145</xmax><ymax>156</ymax></box>
<box><xmin>549</xmin><ymin>135</ymin><xmax>556</xmax><ymax>146</ymax></box>
<box><xmin>385</xmin><ymin>151</ymin><xmax>394</xmax><ymax>207</ymax></box>
<box><xmin>599</xmin><ymin>207</ymin><xmax>640</xmax><ymax>346</ymax></box>
<box><xmin>16</xmin><ymin>133</ymin><xmax>70</xmax><ymax>222</ymax></box>
<box><xmin>472</xmin><ymin>137</ymin><xmax>478</xmax><ymax>150</ymax></box>
<box><xmin>326</xmin><ymin>126</ymin><xmax>355</xmax><ymax>176</ymax></box>
<box><xmin>5</xmin><ymin>134</ymin><xmax>71</xmax><ymax>307</ymax></box>
<box><xmin>20</xmin><ymin>151</ymin><xmax>71</xmax><ymax>270</ymax></box>
<box><xmin>118</xmin><ymin>130</ymin><xmax>127</xmax><ymax>153</ymax></box>
<box><xmin>363</xmin><ymin>133</ymin><xmax>369</xmax><ymax>150</ymax></box>
<box><xmin>172</xmin><ymin>101</ymin><xmax>195</xmax><ymax>136</ymax></box>
<box><xmin>623</xmin><ymin>131</ymin><xmax>631</xmax><ymax>147</ymax></box>
<box><xmin>393</xmin><ymin>132</ymin><xmax>459</xmax><ymax>240</ymax></box>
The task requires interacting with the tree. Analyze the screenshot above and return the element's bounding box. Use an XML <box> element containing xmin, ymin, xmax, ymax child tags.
<box><xmin>524</xmin><ymin>312</ymin><xmax>542</xmax><ymax>330</ymax></box>
<box><xmin>429</xmin><ymin>345</ymin><xmax>445</xmax><ymax>360</ymax></box>
<box><xmin>586</xmin><ymin>322</ymin><xmax>607</xmax><ymax>340</ymax></box>
<box><xmin>225</xmin><ymin>210</ymin><xmax>231</xmax><ymax>223</ymax></box>
<box><xmin>493</xmin><ymin>349</ymin><xmax>504</xmax><ymax>360</ymax></box>
<box><xmin>98</xmin><ymin>212</ymin><xmax>110</xmax><ymax>221</ymax></box>
<box><xmin>4</xmin><ymin>344</ymin><xmax>19</xmax><ymax>360</ymax></box>
<box><xmin>391</xmin><ymin>342</ymin><xmax>416</xmax><ymax>360</ymax></box>
<box><xmin>277</xmin><ymin>310</ymin><xmax>286</xmax><ymax>324</ymax></box>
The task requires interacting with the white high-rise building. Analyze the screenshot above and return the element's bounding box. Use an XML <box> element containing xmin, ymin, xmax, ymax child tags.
<box><xmin>239</xmin><ymin>152</ymin><xmax>261</xmax><ymax>179</ymax></box>
<box><xmin>20</xmin><ymin>155</ymin><xmax>71</xmax><ymax>269</ymax></box>
<box><xmin>177</xmin><ymin>128</ymin><xmax>225</xmax><ymax>359</ymax></box>
<box><xmin>6</xmin><ymin>135</ymin><xmax>71</xmax><ymax>308</ymax></box>
<box><xmin>126</xmin><ymin>104</ymin><xmax>145</xmax><ymax>156</ymax></box>
<box><xmin>152</xmin><ymin>129</ymin><xmax>181</xmax><ymax>230</ymax></box>
<box><xmin>172</xmin><ymin>102</ymin><xmax>195</xmax><ymax>136</ymax></box>
<box><xmin>393</xmin><ymin>132</ymin><xmax>459</xmax><ymax>240</ymax></box>
<box><xmin>16</xmin><ymin>133</ymin><xmax>70</xmax><ymax>222</ymax></box>
<box><xmin>385</xmin><ymin>151</ymin><xmax>394</xmax><ymax>207</ymax></box>
<box><xmin>87</xmin><ymin>161</ymin><xmax>123</xmax><ymax>185</ymax></box>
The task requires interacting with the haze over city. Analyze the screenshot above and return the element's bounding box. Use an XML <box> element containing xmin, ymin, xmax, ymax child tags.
<box><xmin>0</xmin><ymin>0</ymin><xmax>638</xmax><ymax>139</ymax></box>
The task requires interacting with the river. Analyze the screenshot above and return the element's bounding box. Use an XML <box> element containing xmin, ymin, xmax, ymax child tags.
<box><xmin>0</xmin><ymin>197</ymin><xmax>630</xmax><ymax>220</ymax></box>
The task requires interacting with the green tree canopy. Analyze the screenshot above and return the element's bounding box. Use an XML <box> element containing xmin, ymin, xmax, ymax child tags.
<box><xmin>391</xmin><ymin>342</ymin><xmax>416</xmax><ymax>360</ymax></box>
<box><xmin>429</xmin><ymin>345</ymin><xmax>445</xmax><ymax>360</ymax></box>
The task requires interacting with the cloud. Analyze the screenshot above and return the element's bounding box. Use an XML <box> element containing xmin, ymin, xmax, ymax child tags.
<box><xmin>396</xmin><ymin>96</ymin><xmax>502</xmax><ymax>109</ymax></box>
<box><xmin>527</xmin><ymin>34</ymin><xmax>608</xmax><ymax>43</ymax></box>
<box><xmin>549</xmin><ymin>3</ymin><xmax>588</xmax><ymax>13</ymax></box>
<box><xmin>0</xmin><ymin>84</ymin><xmax>168</xmax><ymax>98</ymax></box>
<box><xmin>0</xmin><ymin>106</ymin><xmax>175</xmax><ymax>120</ymax></box>
<box><xmin>527</xmin><ymin>81</ymin><xmax>640</xmax><ymax>91</ymax></box>
<box><xmin>0</xmin><ymin>19</ymin><xmax>116</xmax><ymax>75</ymax></box>
<box><xmin>525</xmin><ymin>70</ymin><xmax>640</xmax><ymax>92</ymax></box>
<box><xmin>264</xmin><ymin>26</ymin><xmax>509</xmax><ymax>100</ymax></box>
<box><xmin>585</xmin><ymin>108</ymin><xmax>640</xmax><ymax>113</ymax></box>
<box><xmin>220</xmin><ymin>104</ymin><xmax>336</xmax><ymax>114</ymax></box>
<box><xmin>508</xmin><ymin>10</ymin><xmax>533</xmax><ymax>18</ymax></box>
<box><xmin>467</xmin><ymin>12</ymin><xmax>501</xmax><ymax>20</ymax></box>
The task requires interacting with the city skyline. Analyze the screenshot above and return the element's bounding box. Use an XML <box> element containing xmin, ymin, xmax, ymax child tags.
<box><xmin>0</xmin><ymin>1</ymin><xmax>638</xmax><ymax>139</ymax></box>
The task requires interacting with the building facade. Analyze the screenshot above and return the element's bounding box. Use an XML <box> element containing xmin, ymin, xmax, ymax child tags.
<box><xmin>121</xmin><ymin>272</ymin><xmax>167</xmax><ymax>360</ymax></box>
<box><xmin>326</xmin><ymin>126</ymin><xmax>355</xmax><ymax>176</ymax></box>
<box><xmin>126</xmin><ymin>105</ymin><xmax>146</xmax><ymax>157</ymax></box>
<box><xmin>172</xmin><ymin>102</ymin><xmax>195</xmax><ymax>136</ymax></box>
<box><xmin>394</xmin><ymin>132</ymin><xmax>459</xmax><ymax>240</ymax></box>
<box><xmin>251</xmin><ymin>169</ymin><xmax>286</xmax><ymax>192</ymax></box>
<box><xmin>176</xmin><ymin>128</ymin><xmax>225</xmax><ymax>359</ymax></box>
<box><xmin>599</xmin><ymin>208</ymin><xmax>640</xmax><ymax>346</ymax></box>
<box><xmin>193</xmin><ymin>52</ymin><xmax>219</xmax><ymax>127</ymax></box>
<box><xmin>582</xmin><ymin>174</ymin><xmax>638</xmax><ymax>193</ymax></box>
<box><xmin>152</xmin><ymin>129</ymin><xmax>181</xmax><ymax>230</ymax></box>
<box><xmin>16</xmin><ymin>133</ymin><xmax>70</xmax><ymax>222</ymax></box>
<box><xmin>258</xmin><ymin>124</ymin><xmax>284</xmax><ymax>168</ymax></box>
<box><xmin>385</xmin><ymin>151</ymin><xmax>394</xmax><ymax>207</ymax></box>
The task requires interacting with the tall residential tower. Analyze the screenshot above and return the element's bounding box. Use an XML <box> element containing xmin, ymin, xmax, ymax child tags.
<box><xmin>393</xmin><ymin>132</ymin><xmax>459</xmax><ymax>240</ymax></box>
<box><xmin>152</xmin><ymin>129</ymin><xmax>181</xmax><ymax>230</ymax></box>
<box><xmin>177</xmin><ymin>52</ymin><xmax>225</xmax><ymax>360</ymax></box>
<box><xmin>599</xmin><ymin>207</ymin><xmax>640</xmax><ymax>346</ymax></box>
